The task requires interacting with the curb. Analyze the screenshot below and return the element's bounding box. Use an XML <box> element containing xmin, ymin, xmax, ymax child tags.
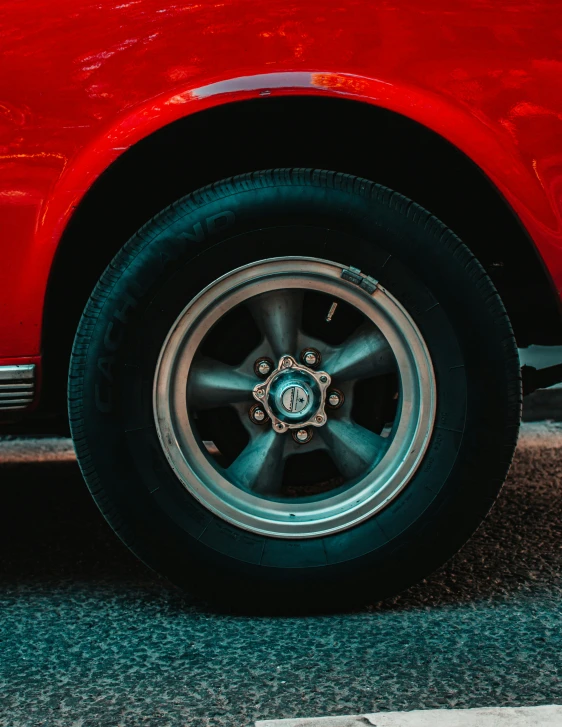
<box><xmin>256</xmin><ymin>704</ymin><xmax>562</xmax><ymax>727</ymax></box>
<box><xmin>522</xmin><ymin>385</ymin><xmax>562</xmax><ymax>422</ymax></box>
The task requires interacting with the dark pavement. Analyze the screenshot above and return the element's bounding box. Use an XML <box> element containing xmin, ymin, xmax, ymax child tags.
<box><xmin>0</xmin><ymin>424</ymin><xmax>561</xmax><ymax>727</ymax></box>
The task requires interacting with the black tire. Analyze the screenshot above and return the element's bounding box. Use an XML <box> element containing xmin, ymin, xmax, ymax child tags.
<box><xmin>68</xmin><ymin>169</ymin><xmax>521</xmax><ymax>610</ymax></box>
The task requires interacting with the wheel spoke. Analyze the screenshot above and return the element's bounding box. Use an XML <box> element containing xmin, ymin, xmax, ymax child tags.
<box><xmin>187</xmin><ymin>357</ymin><xmax>255</xmax><ymax>409</ymax></box>
<box><xmin>226</xmin><ymin>429</ymin><xmax>286</xmax><ymax>494</ymax></box>
<box><xmin>247</xmin><ymin>289</ymin><xmax>303</xmax><ymax>360</ymax></box>
<box><xmin>323</xmin><ymin>324</ymin><xmax>395</xmax><ymax>383</ymax></box>
<box><xmin>320</xmin><ymin>418</ymin><xmax>387</xmax><ymax>480</ymax></box>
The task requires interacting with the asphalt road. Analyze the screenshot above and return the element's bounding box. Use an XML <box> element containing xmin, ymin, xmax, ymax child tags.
<box><xmin>0</xmin><ymin>424</ymin><xmax>561</xmax><ymax>727</ymax></box>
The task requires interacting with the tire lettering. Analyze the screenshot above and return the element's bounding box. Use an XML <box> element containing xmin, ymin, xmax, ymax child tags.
<box><xmin>92</xmin><ymin>210</ymin><xmax>235</xmax><ymax>415</ymax></box>
<box><xmin>114</xmin><ymin>291</ymin><xmax>137</xmax><ymax>324</ymax></box>
<box><xmin>103</xmin><ymin>321</ymin><xmax>123</xmax><ymax>351</ymax></box>
<box><xmin>206</xmin><ymin>211</ymin><xmax>235</xmax><ymax>235</ymax></box>
<box><xmin>95</xmin><ymin>291</ymin><xmax>140</xmax><ymax>412</ymax></box>
<box><xmin>182</xmin><ymin>221</ymin><xmax>205</xmax><ymax>242</ymax></box>
<box><xmin>95</xmin><ymin>382</ymin><xmax>112</xmax><ymax>413</ymax></box>
<box><xmin>97</xmin><ymin>356</ymin><xmax>115</xmax><ymax>383</ymax></box>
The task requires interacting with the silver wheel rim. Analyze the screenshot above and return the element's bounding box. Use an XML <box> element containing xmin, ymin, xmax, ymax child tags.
<box><xmin>153</xmin><ymin>257</ymin><xmax>436</xmax><ymax>538</ymax></box>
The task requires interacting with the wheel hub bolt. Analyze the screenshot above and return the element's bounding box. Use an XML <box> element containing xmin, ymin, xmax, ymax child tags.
<box><xmin>249</xmin><ymin>405</ymin><xmax>267</xmax><ymax>424</ymax></box>
<box><xmin>293</xmin><ymin>427</ymin><xmax>313</xmax><ymax>444</ymax></box>
<box><xmin>301</xmin><ymin>348</ymin><xmax>321</xmax><ymax>368</ymax></box>
<box><xmin>281</xmin><ymin>357</ymin><xmax>293</xmax><ymax>369</ymax></box>
<box><xmin>255</xmin><ymin>388</ymin><xmax>265</xmax><ymax>398</ymax></box>
<box><xmin>315</xmin><ymin>415</ymin><xmax>324</xmax><ymax>424</ymax></box>
<box><xmin>319</xmin><ymin>375</ymin><xmax>328</xmax><ymax>383</ymax></box>
<box><xmin>254</xmin><ymin>358</ymin><xmax>273</xmax><ymax>377</ymax></box>
<box><xmin>327</xmin><ymin>389</ymin><xmax>344</xmax><ymax>409</ymax></box>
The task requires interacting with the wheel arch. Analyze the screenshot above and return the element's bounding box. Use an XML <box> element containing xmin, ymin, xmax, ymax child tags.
<box><xmin>41</xmin><ymin>73</ymin><xmax>562</xmax><ymax>415</ymax></box>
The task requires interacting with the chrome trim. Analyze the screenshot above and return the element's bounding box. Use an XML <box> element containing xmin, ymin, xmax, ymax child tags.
<box><xmin>0</xmin><ymin>365</ymin><xmax>35</xmax><ymax>410</ymax></box>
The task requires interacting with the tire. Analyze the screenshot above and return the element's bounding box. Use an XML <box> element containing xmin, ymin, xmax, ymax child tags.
<box><xmin>68</xmin><ymin>169</ymin><xmax>521</xmax><ymax>610</ymax></box>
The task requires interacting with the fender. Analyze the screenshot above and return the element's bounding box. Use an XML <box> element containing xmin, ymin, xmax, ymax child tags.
<box><xmin>4</xmin><ymin>70</ymin><xmax>562</xmax><ymax>359</ymax></box>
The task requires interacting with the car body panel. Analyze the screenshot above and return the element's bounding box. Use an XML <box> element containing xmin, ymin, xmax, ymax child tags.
<box><xmin>1</xmin><ymin>0</ymin><xmax>562</xmax><ymax>363</ymax></box>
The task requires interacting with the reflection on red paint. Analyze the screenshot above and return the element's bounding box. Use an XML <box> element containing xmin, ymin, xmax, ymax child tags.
<box><xmin>311</xmin><ymin>73</ymin><xmax>374</xmax><ymax>96</ymax></box>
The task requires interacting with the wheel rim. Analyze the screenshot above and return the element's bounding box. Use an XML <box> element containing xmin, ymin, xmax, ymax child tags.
<box><xmin>153</xmin><ymin>256</ymin><xmax>436</xmax><ymax>538</ymax></box>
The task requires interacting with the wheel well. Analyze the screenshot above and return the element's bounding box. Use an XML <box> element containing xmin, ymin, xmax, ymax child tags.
<box><xmin>42</xmin><ymin>95</ymin><xmax>562</xmax><ymax>416</ymax></box>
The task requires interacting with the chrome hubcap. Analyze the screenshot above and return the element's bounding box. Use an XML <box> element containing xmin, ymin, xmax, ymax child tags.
<box><xmin>254</xmin><ymin>354</ymin><xmax>331</xmax><ymax>433</ymax></box>
<box><xmin>153</xmin><ymin>257</ymin><xmax>436</xmax><ymax>538</ymax></box>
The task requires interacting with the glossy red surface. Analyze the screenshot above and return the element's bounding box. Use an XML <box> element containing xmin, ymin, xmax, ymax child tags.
<box><xmin>2</xmin><ymin>0</ymin><xmax>562</xmax><ymax>363</ymax></box>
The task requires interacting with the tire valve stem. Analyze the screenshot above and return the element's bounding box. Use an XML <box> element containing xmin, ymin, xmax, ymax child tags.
<box><xmin>326</xmin><ymin>301</ymin><xmax>338</xmax><ymax>322</ymax></box>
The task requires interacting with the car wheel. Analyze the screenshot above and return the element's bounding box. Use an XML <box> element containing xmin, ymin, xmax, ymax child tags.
<box><xmin>68</xmin><ymin>169</ymin><xmax>521</xmax><ymax>609</ymax></box>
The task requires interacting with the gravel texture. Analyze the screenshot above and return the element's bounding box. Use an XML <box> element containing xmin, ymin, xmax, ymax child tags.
<box><xmin>0</xmin><ymin>424</ymin><xmax>561</xmax><ymax>727</ymax></box>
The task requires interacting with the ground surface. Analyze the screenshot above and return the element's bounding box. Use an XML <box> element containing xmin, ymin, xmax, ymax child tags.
<box><xmin>0</xmin><ymin>424</ymin><xmax>560</xmax><ymax>727</ymax></box>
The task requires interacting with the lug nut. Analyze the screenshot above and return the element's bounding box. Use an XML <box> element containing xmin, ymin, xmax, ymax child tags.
<box><xmin>293</xmin><ymin>427</ymin><xmax>313</xmax><ymax>444</ymax></box>
<box><xmin>301</xmin><ymin>348</ymin><xmax>321</xmax><ymax>368</ymax></box>
<box><xmin>254</xmin><ymin>357</ymin><xmax>273</xmax><ymax>377</ymax></box>
<box><xmin>249</xmin><ymin>404</ymin><xmax>268</xmax><ymax>424</ymax></box>
<box><xmin>327</xmin><ymin>389</ymin><xmax>344</xmax><ymax>409</ymax></box>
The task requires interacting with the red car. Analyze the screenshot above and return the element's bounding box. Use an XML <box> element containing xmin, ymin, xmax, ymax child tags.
<box><xmin>2</xmin><ymin>0</ymin><xmax>561</xmax><ymax>607</ymax></box>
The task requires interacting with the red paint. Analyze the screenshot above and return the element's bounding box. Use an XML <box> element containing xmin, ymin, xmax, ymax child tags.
<box><xmin>2</xmin><ymin>0</ymin><xmax>562</xmax><ymax>368</ymax></box>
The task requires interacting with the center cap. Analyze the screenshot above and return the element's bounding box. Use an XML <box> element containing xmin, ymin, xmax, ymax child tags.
<box><xmin>280</xmin><ymin>384</ymin><xmax>309</xmax><ymax>414</ymax></box>
<box><xmin>253</xmin><ymin>354</ymin><xmax>331</xmax><ymax>432</ymax></box>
